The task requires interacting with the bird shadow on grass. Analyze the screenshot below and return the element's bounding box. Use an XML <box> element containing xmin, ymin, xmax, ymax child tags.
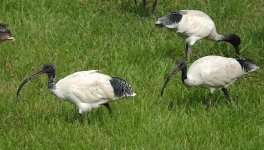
<box><xmin>63</xmin><ymin>108</ymin><xmax>111</xmax><ymax>126</ymax></box>
<box><xmin>163</xmin><ymin>89</ymin><xmax>236</xmax><ymax>112</ymax></box>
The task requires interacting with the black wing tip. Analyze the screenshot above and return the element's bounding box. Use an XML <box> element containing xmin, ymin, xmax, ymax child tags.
<box><xmin>235</xmin><ymin>57</ymin><xmax>254</xmax><ymax>63</ymax></box>
<box><xmin>235</xmin><ymin>58</ymin><xmax>257</xmax><ymax>72</ymax></box>
<box><xmin>110</xmin><ymin>77</ymin><xmax>134</xmax><ymax>97</ymax></box>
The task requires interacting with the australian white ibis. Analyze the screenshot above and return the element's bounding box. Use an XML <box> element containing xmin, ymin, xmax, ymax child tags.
<box><xmin>160</xmin><ymin>55</ymin><xmax>258</xmax><ymax>109</ymax></box>
<box><xmin>134</xmin><ymin>0</ymin><xmax>157</xmax><ymax>16</ymax></box>
<box><xmin>17</xmin><ymin>64</ymin><xmax>136</xmax><ymax>121</ymax></box>
<box><xmin>0</xmin><ymin>23</ymin><xmax>15</xmax><ymax>42</ymax></box>
<box><xmin>155</xmin><ymin>10</ymin><xmax>241</xmax><ymax>60</ymax></box>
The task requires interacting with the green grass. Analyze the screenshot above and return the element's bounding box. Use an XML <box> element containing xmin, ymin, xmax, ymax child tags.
<box><xmin>1</xmin><ymin>0</ymin><xmax>264</xmax><ymax>149</ymax></box>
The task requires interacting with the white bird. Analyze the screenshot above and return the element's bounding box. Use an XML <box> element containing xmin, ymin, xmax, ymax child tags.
<box><xmin>17</xmin><ymin>64</ymin><xmax>136</xmax><ymax>121</ymax></box>
<box><xmin>160</xmin><ymin>56</ymin><xmax>258</xmax><ymax>108</ymax></box>
<box><xmin>0</xmin><ymin>23</ymin><xmax>15</xmax><ymax>42</ymax></box>
<box><xmin>155</xmin><ymin>10</ymin><xmax>241</xmax><ymax>60</ymax></box>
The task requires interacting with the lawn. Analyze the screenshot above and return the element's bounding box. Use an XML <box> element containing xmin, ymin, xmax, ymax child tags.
<box><xmin>0</xmin><ymin>0</ymin><xmax>264</xmax><ymax>149</ymax></box>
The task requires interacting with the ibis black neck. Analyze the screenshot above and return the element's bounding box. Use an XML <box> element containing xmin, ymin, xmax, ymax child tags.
<box><xmin>181</xmin><ymin>63</ymin><xmax>187</xmax><ymax>83</ymax></box>
<box><xmin>221</xmin><ymin>34</ymin><xmax>241</xmax><ymax>55</ymax></box>
<box><xmin>47</xmin><ymin>72</ymin><xmax>56</xmax><ymax>90</ymax></box>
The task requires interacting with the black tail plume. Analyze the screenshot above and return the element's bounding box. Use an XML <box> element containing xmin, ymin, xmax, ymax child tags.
<box><xmin>110</xmin><ymin>77</ymin><xmax>134</xmax><ymax>97</ymax></box>
<box><xmin>235</xmin><ymin>58</ymin><xmax>258</xmax><ymax>72</ymax></box>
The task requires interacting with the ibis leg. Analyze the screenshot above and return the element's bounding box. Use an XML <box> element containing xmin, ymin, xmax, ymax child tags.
<box><xmin>221</xmin><ymin>88</ymin><xmax>236</xmax><ymax>105</ymax></box>
<box><xmin>204</xmin><ymin>92</ymin><xmax>212</xmax><ymax>109</ymax></box>
<box><xmin>221</xmin><ymin>88</ymin><xmax>231</xmax><ymax>100</ymax></box>
<box><xmin>76</xmin><ymin>113</ymin><xmax>83</xmax><ymax>123</ymax></box>
<box><xmin>134</xmin><ymin>0</ymin><xmax>138</xmax><ymax>15</ymax></box>
<box><xmin>103</xmin><ymin>103</ymin><xmax>112</xmax><ymax>114</ymax></box>
<box><xmin>152</xmin><ymin>0</ymin><xmax>157</xmax><ymax>12</ymax></box>
<box><xmin>142</xmin><ymin>0</ymin><xmax>146</xmax><ymax>16</ymax></box>
<box><xmin>185</xmin><ymin>44</ymin><xmax>192</xmax><ymax>61</ymax></box>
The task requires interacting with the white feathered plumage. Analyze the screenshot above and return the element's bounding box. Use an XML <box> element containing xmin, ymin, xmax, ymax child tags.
<box><xmin>155</xmin><ymin>10</ymin><xmax>241</xmax><ymax>60</ymax></box>
<box><xmin>161</xmin><ymin>55</ymin><xmax>258</xmax><ymax>108</ymax></box>
<box><xmin>17</xmin><ymin>64</ymin><xmax>136</xmax><ymax>121</ymax></box>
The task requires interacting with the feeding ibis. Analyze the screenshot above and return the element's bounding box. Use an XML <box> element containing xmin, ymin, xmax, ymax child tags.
<box><xmin>0</xmin><ymin>23</ymin><xmax>15</xmax><ymax>42</ymax></box>
<box><xmin>17</xmin><ymin>64</ymin><xmax>136</xmax><ymax>121</ymax></box>
<box><xmin>160</xmin><ymin>55</ymin><xmax>258</xmax><ymax>108</ymax></box>
<box><xmin>134</xmin><ymin>0</ymin><xmax>157</xmax><ymax>16</ymax></box>
<box><xmin>155</xmin><ymin>10</ymin><xmax>241</xmax><ymax>60</ymax></box>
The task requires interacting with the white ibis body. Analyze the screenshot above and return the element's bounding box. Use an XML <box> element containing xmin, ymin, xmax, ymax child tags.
<box><xmin>17</xmin><ymin>64</ymin><xmax>136</xmax><ymax>121</ymax></box>
<box><xmin>0</xmin><ymin>23</ymin><xmax>15</xmax><ymax>42</ymax></box>
<box><xmin>161</xmin><ymin>56</ymin><xmax>258</xmax><ymax>108</ymax></box>
<box><xmin>155</xmin><ymin>10</ymin><xmax>241</xmax><ymax>60</ymax></box>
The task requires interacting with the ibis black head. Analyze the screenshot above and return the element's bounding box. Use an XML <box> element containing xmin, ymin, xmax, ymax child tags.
<box><xmin>16</xmin><ymin>64</ymin><xmax>56</xmax><ymax>98</ymax></box>
<box><xmin>224</xmin><ymin>34</ymin><xmax>241</xmax><ymax>56</ymax></box>
<box><xmin>41</xmin><ymin>64</ymin><xmax>56</xmax><ymax>77</ymax></box>
<box><xmin>0</xmin><ymin>23</ymin><xmax>15</xmax><ymax>42</ymax></box>
<box><xmin>160</xmin><ymin>60</ymin><xmax>186</xmax><ymax>96</ymax></box>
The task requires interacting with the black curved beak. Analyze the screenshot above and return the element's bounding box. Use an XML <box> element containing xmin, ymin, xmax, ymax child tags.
<box><xmin>160</xmin><ymin>64</ymin><xmax>181</xmax><ymax>96</ymax></box>
<box><xmin>16</xmin><ymin>68</ymin><xmax>45</xmax><ymax>98</ymax></box>
<box><xmin>155</xmin><ymin>23</ymin><xmax>164</xmax><ymax>28</ymax></box>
